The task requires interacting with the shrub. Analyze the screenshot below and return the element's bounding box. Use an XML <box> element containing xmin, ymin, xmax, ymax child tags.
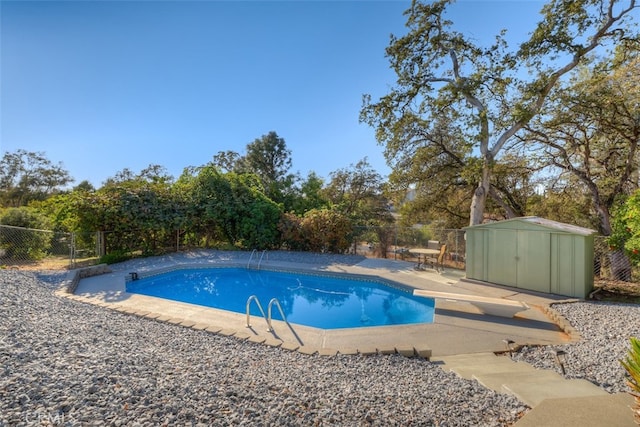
<box><xmin>610</xmin><ymin>191</ymin><xmax>640</xmax><ymax>265</ymax></box>
<box><xmin>301</xmin><ymin>208</ymin><xmax>352</xmax><ymax>253</ymax></box>
<box><xmin>278</xmin><ymin>212</ymin><xmax>306</xmax><ymax>251</ymax></box>
<box><xmin>99</xmin><ymin>250</ymin><xmax>131</xmax><ymax>265</ymax></box>
<box><xmin>0</xmin><ymin>207</ymin><xmax>52</xmax><ymax>261</ymax></box>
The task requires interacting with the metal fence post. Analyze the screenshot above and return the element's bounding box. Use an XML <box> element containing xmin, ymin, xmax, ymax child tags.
<box><xmin>70</xmin><ymin>232</ymin><xmax>76</xmax><ymax>268</ymax></box>
<box><xmin>96</xmin><ymin>231</ymin><xmax>104</xmax><ymax>258</ymax></box>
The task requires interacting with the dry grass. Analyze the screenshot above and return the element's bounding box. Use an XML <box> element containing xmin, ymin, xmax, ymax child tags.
<box><xmin>1</xmin><ymin>256</ymin><xmax>98</xmax><ymax>271</ymax></box>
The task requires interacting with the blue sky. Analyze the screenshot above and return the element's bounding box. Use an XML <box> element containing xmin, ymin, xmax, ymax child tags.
<box><xmin>1</xmin><ymin>0</ymin><xmax>545</xmax><ymax>188</ymax></box>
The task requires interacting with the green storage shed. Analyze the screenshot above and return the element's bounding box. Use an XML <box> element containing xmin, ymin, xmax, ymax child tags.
<box><xmin>464</xmin><ymin>216</ymin><xmax>596</xmax><ymax>298</ymax></box>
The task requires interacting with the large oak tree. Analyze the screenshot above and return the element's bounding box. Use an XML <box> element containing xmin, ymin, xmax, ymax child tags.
<box><xmin>361</xmin><ymin>0</ymin><xmax>638</xmax><ymax>225</ymax></box>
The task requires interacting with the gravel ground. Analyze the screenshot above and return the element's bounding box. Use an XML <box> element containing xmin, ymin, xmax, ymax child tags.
<box><xmin>513</xmin><ymin>300</ymin><xmax>640</xmax><ymax>394</ymax></box>
<box><xmin>2</xmin><ymin>260</ymin><xmax>639</xmax><ymax>426</ymax></box>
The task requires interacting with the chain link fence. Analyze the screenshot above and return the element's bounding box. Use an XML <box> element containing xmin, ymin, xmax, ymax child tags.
<box><xmin>0</xmin><ymin>225</ymin><xmax>72</xmax><ymax>269</ymax></box>
<box><xmin>594</xmin><ymin>236</ymin><xmax>639</xmax><ymax>282</ymax></box>
<box><xmin>0</xmin><ymin>225</ymin><xmax>102</xmax><ymax>269</ymax></box>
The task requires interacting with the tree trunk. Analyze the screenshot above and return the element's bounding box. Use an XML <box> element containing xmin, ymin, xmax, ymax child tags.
<box><xmin>594</xmin><ymin>201</ymin><xmax>612</xmax><ymax>236</ymax></box>
<box><xmin>488</xmin><ymin>186</ymin><xmax>519</xmax><ymax>219</ymax></box>
<box><xmin>469</xmin><ymin>163</ymin><xmax>491</xmax><ymax>226</ymax></box>
<box><xmin>609</xmin><ymin>250</ymin><xmax>633</xmax><ymax>282</ymax></box>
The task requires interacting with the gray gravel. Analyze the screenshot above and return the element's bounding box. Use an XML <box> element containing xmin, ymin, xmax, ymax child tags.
<box><xmin>2</xmin><ymin>263</ymin><xmax>638</xmax><ymax>426</ymax></box>
<box><xmin>513</xmin><ymin>300</ymin><xmax>640</xmax><ymax>394</ymax></box>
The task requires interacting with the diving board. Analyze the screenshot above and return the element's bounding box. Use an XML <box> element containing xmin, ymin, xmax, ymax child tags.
<box><xmin>413</xmin><ymin>290</ymin><xmax>530</xmax><ymax>318</ymax></box>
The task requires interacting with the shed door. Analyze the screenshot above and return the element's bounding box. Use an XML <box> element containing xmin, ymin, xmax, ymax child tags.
<box><xmin>517</xmin><ymin>231</ymin><xmax>551</xmax><ymax>293</ymax></box>
<box><xmin>487</xmin><ymin>230</ymin><xmax>518</xmax><ymax>287</ymax></box>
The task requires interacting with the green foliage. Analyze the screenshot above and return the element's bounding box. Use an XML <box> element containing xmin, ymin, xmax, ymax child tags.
<box><xmin>527</xmin><ymin>189</ymin><xmax>595</xmax><ymax>231</ymax></box>
<box><xmin>609</xmin><ymin>191</ymin><xmax>640</xmax><ymax>265</ymax></box>
<box><xmin>395</xmin><ymin>225</ymin><xmax>431</xmax><ymax>248</ymax></box>
<box><xmin>0</xmin><ymin>206</ymin><xmax>51</xmax><ymax>229</ymax></box>
<box><xmin>620</xmin><ymin>336</ymin><xmax>640</xmax><ymax>423</ymax></box>
<box><xmin>73</xmin><ymin>180</ymin><xmax>95</xmax><ymax>192</ymax></box>
<box><xmin>218</xmin><ymin>131</ymin><xmax>298</xmax><ymax>210</ymax></box>
<box><xmin>232</xmin><ymin>177</ymin><xmax>282</xmax><ymax>249</ymax></box>
<box><xmin>70</xmin><ymin>166</ymin><xmax>183</xmax><ymax>255</ymax></box>
<box><xmin>32</xmin><ymin>191</ymin><xmax>83</xmax><ymax>232</ymax></box>
<box><xmin>0</xmin><ymin>207</ymin><xmax>53</xmax><ymax>261</ymax></box>
<box><xmin>242</xmin><ymin>132</ymin><xmax>292</xmax><ymax>184</ymax></box>
<box><xmin>190</xmin><ymin>167</ymin><xmax>282</xmax><ymax>250</ymax></box>
<box><xmin>290</xmin><ymin>172</ymin><xmax>329</xmax><ymax>215</ymax></box>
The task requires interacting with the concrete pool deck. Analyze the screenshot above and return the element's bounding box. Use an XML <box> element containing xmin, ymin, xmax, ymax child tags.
<box><xmin>62</xmin><ymin>251</ymin><xmax>577</xmax><ymax>358</ymax></box>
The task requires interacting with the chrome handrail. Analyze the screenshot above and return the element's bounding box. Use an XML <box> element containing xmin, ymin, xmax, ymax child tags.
<box><xmin>245</xmin><ymin>295</ymin><xmax>268</xmax><ymax>328</ymax></box>
<box><xmin>257</xmin><ymin>250</ymin><xmax>268</xmax><ymax>269</ymax></box>
<box><xmin>267</xmin><ymin>298</ymin><xmax>289</xmax><ymax>332</ymax></box>
<box><xmin>247</xmin><ymin>249</ymin><xmax>257</xmax><ymax>269</ymax></box>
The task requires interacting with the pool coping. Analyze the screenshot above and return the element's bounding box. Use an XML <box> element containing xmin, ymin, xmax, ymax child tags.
<box><xmin>57</xmin><ymin>252</ymin><xmax>579</xmax><ymax>358</ymax></box>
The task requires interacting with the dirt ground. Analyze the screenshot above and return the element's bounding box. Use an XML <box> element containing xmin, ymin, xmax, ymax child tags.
<box><xmin>1</xmin><ymin>256</ymin><xmax>97</xmax><ymax>271</ymax></box>
<box><xmin>592</xmin><ymin>279</ymin><xmax>640</xmax><ymax>303</ymax></box>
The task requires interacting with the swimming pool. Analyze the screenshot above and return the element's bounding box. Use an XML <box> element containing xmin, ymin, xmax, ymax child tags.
<box><xmin>126</xmin><ymin>267</ymin><xmax>435</xmax><ymax>329</ymax></box>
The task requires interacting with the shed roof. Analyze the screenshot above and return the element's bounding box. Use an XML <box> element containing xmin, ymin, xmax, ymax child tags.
<box><xmin>464</xmin><ymin>216</ymin><xmax>597</xmax><ymax>236</ymax></box>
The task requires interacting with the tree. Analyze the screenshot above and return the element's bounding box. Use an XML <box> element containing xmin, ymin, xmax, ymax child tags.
<box><xmin>211</xmin><ymin>150</ymin><xmax>242</xmax><ymax>173</ymax></box>
<box><xmin>323</xmin><ymin>158</ymin><xmax>391</xmax><ymax>225</ymax></box>
<box><xmin>0</xmin><ymin>149</ymin><xmax>73</xmax><ymax>207</ymax></box>
<box><xmin>73</xmin><ymin>180</ymin><xmax>95</xmax><ymax>192</ymax></box>
<box><xmin>527</xmin><ymin>185</ymin><xmax>595</xmax><ymax>229</ymax></box>
<box><xmin>238</xmin><ymin>131</ymin><xmax>297</xmax><ymax>208</ymax></box>
<box><xmin>523</xmin><ymin>53</ymin><xmax>640</xmax><ymax>237</ymax></box>
<box><xmin>290</xmin><ymin>172</ymin><xmax>329</xmax><ymax>215</ymax></box>
<box><xmin>102</xmin><ymin>164</ymin><xmax>173</xmax><ymax>188</ymax></box>
<box><xmin>383</xmin><ymin>116</ymin><xmax>540</xmax><ymax>229</ymax></box>
<box><xmin>323</xmin><ymin>158</ymin><xmax>395</xmax><ymax>256</ymax></box>
<box><xmin>521</xmin><ymin>51</ymin><xmax>640</xmax><ymax>278</ymax></box>
<box><xmin>300</xmin><ymin>208</ymin><xmax>352</xmax><ymax>253</ymax></box>
<box><xmin>226</xmin><ymin>173</ymin><xmax>282</xmax><ymax>249</ymax></box>
<box><xmin>361</xmin><ymin>0</ymin><xmax>638</xmax><ymax>225</ymax></box>
<box><xmin>381</xmin><ymin>115</ymin><xmax>474</xmax><ymax>228</ymax></box>
<box><xmin>242</xmin><ymin>132</ymin><xmax>292</xmax><ymax>184</ymax></box>
<box><xmin>70</xmin><ymin>165</ymin><xmax>180</xmax><ymax>256</ymax></box>
<box><xmin>189</xmin><ymin>166</ymin><xmax>282</xmax><ymax>249</ymax></box>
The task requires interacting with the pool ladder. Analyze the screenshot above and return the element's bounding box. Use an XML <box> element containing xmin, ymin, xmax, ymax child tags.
<box><xmin>245</xmin><ymin>295</ymin><xmax>289</xmax><ymax>332</ymax></box>
<box><xmin>247</xmin><ymin>249</ymin><xmax>268</xmax><ymax>269</ymax></box>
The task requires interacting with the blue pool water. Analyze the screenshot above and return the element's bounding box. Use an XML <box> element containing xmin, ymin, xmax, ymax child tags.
<box><xmin>126</xmin><ymin>268</ymin><xmax>435</xmax><ymax>329</ymax></box>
